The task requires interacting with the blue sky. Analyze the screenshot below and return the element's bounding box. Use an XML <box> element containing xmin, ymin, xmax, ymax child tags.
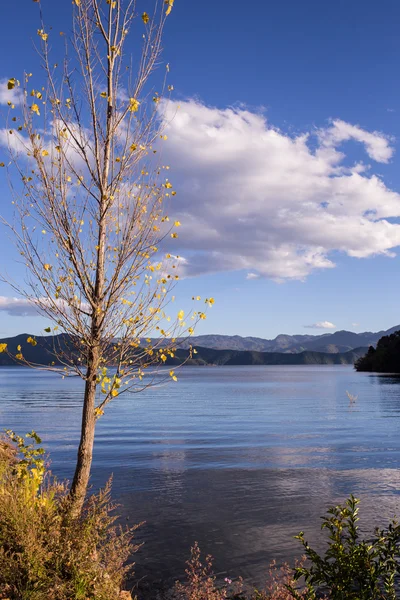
<box><xmin>1</xmin><ymin>0</ymin><xmax>400</xmax><ymax>339</ymax></box>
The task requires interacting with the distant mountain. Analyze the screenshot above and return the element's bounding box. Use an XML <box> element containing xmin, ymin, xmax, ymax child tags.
<box><xmin>0</xmin><ymin>333</ymin><xmax>77</xmax><ymax>367</ymax></box>
<box><xmin>172</xmin><ymin>346</ymin><xmax>368</xmax><ymax>366</ymax></box>
<box><xmin>168</xmin><ymin>326</ymin><xmax>400</xmax><ymax>354</ymax></box>
<box><xmin>0</xmin><ymin>332</ymin><xmax>367</xmax><ymax>367</ymax></box>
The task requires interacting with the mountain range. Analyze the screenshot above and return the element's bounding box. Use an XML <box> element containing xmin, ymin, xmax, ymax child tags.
<box><xmin>0</xmin><ymin>332</ymin><xmax>368</xmax><ymax>367</ymax></box>
<box><xmin>0</xmin><ymin>325</ymin><xmax>396</xmax><ymax>367</ymax></box>
<box><xmin>170</xmin><ymin>325</ymin><xmax>400</xmax><ymax>354</ymax></box>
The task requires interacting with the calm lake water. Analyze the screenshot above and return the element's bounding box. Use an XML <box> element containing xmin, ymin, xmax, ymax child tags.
<box><xmin>1</xmin><ymin>365</ymin><xmax>400</xmax><ymax>591</ymax></box>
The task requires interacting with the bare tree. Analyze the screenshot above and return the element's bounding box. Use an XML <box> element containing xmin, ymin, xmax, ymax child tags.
<box><xmin>0</xmin><ymin>0</ymin><xmax>210</xmax><ymax>516</ymax></box>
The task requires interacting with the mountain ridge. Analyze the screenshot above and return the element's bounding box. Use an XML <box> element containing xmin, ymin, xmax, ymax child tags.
<box><xmin>165</xmin><ymin>325</ymin><xmax>400</xmax><ymax>354</ymax></box>
<box><xmin>0</xmin><ymin>332</ymin><xmax>368</xmax><ymax>367</ymax></box>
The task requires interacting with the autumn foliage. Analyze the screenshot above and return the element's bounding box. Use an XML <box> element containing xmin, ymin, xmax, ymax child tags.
<box><xmin>0</xmin><ymin>432</ymin><xmax>137</xmax><ymax>600</ymax></box>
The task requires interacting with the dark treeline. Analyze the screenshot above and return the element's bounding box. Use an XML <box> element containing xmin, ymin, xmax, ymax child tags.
<box><xmin>355</xmin><ymin>330</ymin><xmax>400</xmax><ymax>372</ymax></box>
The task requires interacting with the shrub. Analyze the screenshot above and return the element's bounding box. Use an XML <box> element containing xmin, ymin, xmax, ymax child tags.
<box><xmin>254</xmin><ymin>559</ymin><xmax>316</xmax><ymax>600</ymax></box>
<box><xmin>175</xmin><ymin>545</ymin><xmax>316</xmax><ymax>600</ymax></box>
<box><xmin>289</xmin><ymin>495</ymin><xmax>400</xmax><ymax>600</ymax></box>
<box><xmin>0</xmin><ymin>431</ymin><xmax>139</xmax><ymax>600</ymax></box>
<box><xmin>174</xmin><ymin>542</ymin><xmax>230</xmax><ymax>600</ymax></box>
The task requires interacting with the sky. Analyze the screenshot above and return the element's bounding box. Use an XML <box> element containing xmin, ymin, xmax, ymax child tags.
<box><xmin>1</xmin><ymin>0</ymin><xmax>400</xmax><ymax>339</ymax></box>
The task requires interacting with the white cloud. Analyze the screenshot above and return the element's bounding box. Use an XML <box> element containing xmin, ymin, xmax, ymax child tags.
<box><xmin>304</xmin><ymin>321</ymin><xmax>336</xmax><ymax>330</ymax></box>
<box><xmin>0</xmin><ymin>79</ymin><xmax>23</xmax><ymax>106</ymax></box>
<box><xmin>319</xmin><ymin>119</ymin><xmax>394</xmax><ymax>163</ymax></box>
<box><xmin>161</xmin><ymin>100</ymin><xmax>400</xmax><ymax>280</ymax></box>
<box><xmin>0</xmin><ymin>296</ymin><xmax>40</xmax><ymax>317</ymax></box>
<box><xmin>0</xmin><ymin>296</ymin><xmax>89</xmax><ymax>317</ymax></box>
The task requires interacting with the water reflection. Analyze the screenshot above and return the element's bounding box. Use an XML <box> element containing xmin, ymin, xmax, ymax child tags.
<box><xmin>2</xmin><ymin>366</ymin><xmax>400</xmax><ymax>592</ymax></box>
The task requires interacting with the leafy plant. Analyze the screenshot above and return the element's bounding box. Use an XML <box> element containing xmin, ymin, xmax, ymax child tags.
<box><xmin>4</xmin><ymin>430</ymin><xmax>46</xmax><ymax>495</ymax></box>
<box><xmin>0</xmin><ymin>431</ymin><xmax>138</xmax><ymax>600</ymax></box>
<box><xmin>289</xmin><ymin>495</ymin><xmax>400</xmax><ymax>600</ymax></box>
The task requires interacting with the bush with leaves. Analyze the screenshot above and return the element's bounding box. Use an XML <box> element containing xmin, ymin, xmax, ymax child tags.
<box><xmin>289</xmin><ymin>495</ymin><xmax>400</xmax><ymax>600</ymax></box>
<box><xmin>0</xmin><ymin>431</ymin><xmax>139</xmax><ymax>600</ymax></box>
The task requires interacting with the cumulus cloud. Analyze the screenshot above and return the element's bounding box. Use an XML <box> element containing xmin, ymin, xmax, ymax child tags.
<box><xmin>0</xmin><ymin>296</ymin><xmax>40</xmax><ymax>317</ymax></box>
<box><xmin>0</xmin><ymin>78</ymin><xmax>23</xmax><ymax>106</ymax></box>
<box><xmin>304</xmin><ymin>321</ymin><xmax>336</xmax><ymax>330</ymax></box>
<box><xmin>0</xmin><ymin>296</ymin><xmax>89</xmax><ymax>318</ymax></box>
<box><xmin>319</xmin><ymin>119</ymin><xmax>394</xmax><ymax>163</ymax></box>
<box><xmin>160</xmin><ymin>100</ymin><xmax>400</xmax><ymax>280</ymax></box>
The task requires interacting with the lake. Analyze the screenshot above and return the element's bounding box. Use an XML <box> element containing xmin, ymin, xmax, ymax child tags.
<box><xmin>1</xmin><ymin>365</ymin><xmax>400</xmax><ymax>592</ymax></box>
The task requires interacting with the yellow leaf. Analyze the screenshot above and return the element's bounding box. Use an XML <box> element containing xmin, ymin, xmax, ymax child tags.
<box><xmin>37</xmin><ymin>29</ymin><xmax>48</xmax><ymax>41</ymax></box>
<box><xmin>174</xmin><ymin>221</ymin><xmax>181</xmax><ymax>227</ymax></box>
<box><xmin>7</xmin><ymin>78</ymin><xmax>19</xmax><ymax>90</ymax></box>
<box><xmin>178</xmin><ymin>310</ymin><xmax>184</xmax><ymax>321</ymax></box>
<box><xmin>193</xmin><ymin>348</ymin><xmax>198</xmax><ymax>354</ymax></box>
<box><xmin>0</xmin><ymin>163</ymin><xmax>4</xmax><ymax>167</ymax></box>
<box><xmin>42</xmin><ymin>149</ymin><xmax>49</xmax><ymax>157</ymax></box>
<box><xmin>100</xmin><ymin>91</ymin><xmax>107</xmax><ymax>98</ymax></box>
<box><xmin>31</xmin><ymin>103</ymin><xmax>40</xmax><ymax>116</ymax></box>
<box><xmin>172</xmin><ymin>375</ymin><xmax>178</xmax><ymax>381</ymax></box>
<box><xmin>160</xmin><ymin>353</ymin><xmax>167</xmax><ymax>362</ymax></box>
<box><xmin>169</xmin><ymin>370</ymin><xmax>175</xmax><ymax>377</ymax></box>
<box><xmin>128</xmin><ymin>98</ymin><xmax>140</xmax><ymax>112</ymax></box>
<box><xmin>142</xmin><ymin>12</ymin><xmax>150</xmax><ymax>23</ymax></box>
<box><xmin>0</xmin><ymin>343</ymin><xmax>7</xmax><ymax>353</ymax></box>
<box><xmin>111</xmin><ymin>389</ymin><xmax>118</xmax><ymax>397</ymax></box>
<box><xmin>16</xmin><ymin>353</ymin><xmax>23</xmax><ymax>360</ymax></box>
<box><xmin>165</xmin><ymin>0</ymin><xmax>174</xmax><ymax>16</ymax></box>
<box><xmin>74</xmin><ymin>0</ymin><xmax>81</xmax><ymax>5</ymax></box>
<box><xmin>188</xmin><ymin>327</ymin><xmax>194</xmax><ymax>335</ymax></box>
<box><xmin>27</xmin><ymin>336</ymin><xmax>37</xmax><ymax>346</ymax></box>
<box><xmin>44</xmin><ymin>327</ymin><xmax>51</xmax><ymax>333</ymax></box>
<box><xmin>165</xmin><ymin>182</ymin><xmax>172</xmax><ymax>188</ymax></box>
<box><xmin>130</xmin><ymin>143</ymin><xmax>137</xmax><ymax>152</ymax></box>
<box><xmin>171</xmin><ymin>232</ymin><xmax>178</xmax><ymax>238</ymax></box>
<box><xmin>17</xmin><ymin>345</ymin><xmax>21</xmax><ymax>351</ymax></box>
<box><xmin>43</xmin><ymin>264</ymin><xmax>52</xmax><ymax>270</ymax></box>
<box><xmin>95</xmin><ymin>407</ymin><xmax>104</xmax><ymax>417</ymax></box>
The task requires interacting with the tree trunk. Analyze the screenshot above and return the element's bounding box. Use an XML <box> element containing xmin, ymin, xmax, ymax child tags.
<box><xmin>69</xmin><ymin>350</ymin><xmax>99</xmax><ymax>516</ymax></box>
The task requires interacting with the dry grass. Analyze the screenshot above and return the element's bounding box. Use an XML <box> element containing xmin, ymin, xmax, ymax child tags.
<box><xmin>174</xmin><ymin>542</ymin><xmax>230</xmax><ymax>600</ymax></box>
<box><xmin>0</xmin><ymin>435</ymin><xmax>139</xmax><ymax>600</ymax></box>
<box><xmin>173</xmin><ymin>545</ymin><xmax>324</xmax><ymax>600</ymax></box>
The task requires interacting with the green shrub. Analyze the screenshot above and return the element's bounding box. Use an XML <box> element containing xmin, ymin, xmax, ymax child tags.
<box><xmin>0</xmin><ymin>431</ymin><xmax>139</xmax><ymax>600</ymax></box>
<box><xmin>289</xmin><ymin>495</ymin><xmax>400</xmax><ymax>600</ymax></box>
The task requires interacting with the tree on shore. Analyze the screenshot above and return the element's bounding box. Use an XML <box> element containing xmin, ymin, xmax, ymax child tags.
<box><xmin>355</xmin><ymin>330</ymin><xmax>400</xmax><ymax>373</ymax></box>
<box><xmin>0</xmin><ymin>0</ymin><xmax>209</xmax><ymax>516</ymax></box>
